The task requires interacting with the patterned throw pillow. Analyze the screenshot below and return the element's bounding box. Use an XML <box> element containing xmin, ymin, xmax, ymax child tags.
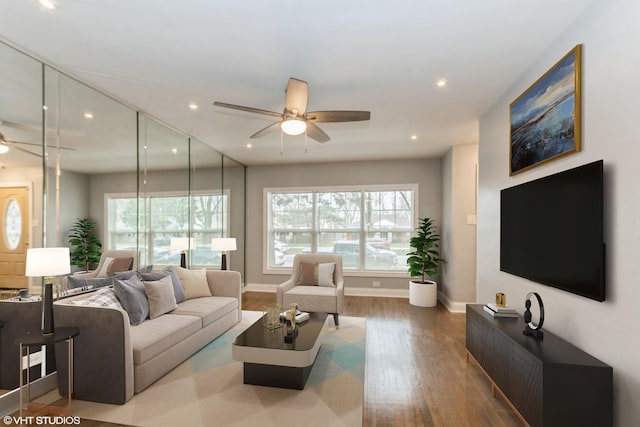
<box><xmin>68</xmin><ymin>287</ymin><xmax>124</xmax><ymax>310</ymax></box>
<box><xmin>296</xmin><ymin>262</ymin><xmax>336</xmax><ymax>287</ymax></box>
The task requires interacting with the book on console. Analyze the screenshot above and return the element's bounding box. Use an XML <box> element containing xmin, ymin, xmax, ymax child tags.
<box><xmin>486</xmin><ymin>302</ymin><xmax>517</xmax><ymax>313</ymax></box>
<box><xmin>483</xmin><ymin>305</ymin><xmax>518</xmax><ymax>318</ymax></box>
<box><xmin>280</xmin><ymin>310</ymin><xmax>310</xmax><ymax>323</ymax></box>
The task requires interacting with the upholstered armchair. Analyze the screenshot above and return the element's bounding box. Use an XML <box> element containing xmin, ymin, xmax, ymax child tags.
<box><xmin>277</xmin><ymin>253</ymin><xmax>344</xmax><ymax>326</ymax></box>
<box><xmin>61</xmin><ymin>249</ymin><xmax>138</xmax><ymax>290</ymax></box>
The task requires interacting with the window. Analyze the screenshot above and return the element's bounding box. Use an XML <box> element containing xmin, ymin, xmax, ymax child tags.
<box><xmin>107</xmin><ymin>191</ymin><xmax>228</xmax><ymax>267</ymax></box>
<box><xmin>266</xmin><ymin>185</ymin><xmax>416</xmax><ymax>273</ymax></box>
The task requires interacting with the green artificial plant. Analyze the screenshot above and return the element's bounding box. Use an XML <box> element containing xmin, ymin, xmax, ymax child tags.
<box><xmin>68</xmin><ymin>217</ymin><xmax>102</xmax><ymax>271</ymax></box>
<box><xmin>407</xmin><ymin>217</ymin><xmax>445</xmax><ymax>283</ymax></box>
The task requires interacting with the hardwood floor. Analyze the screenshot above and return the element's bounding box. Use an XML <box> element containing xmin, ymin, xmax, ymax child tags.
<box><xmin>242</xmin><ymin>292</ymin><xmax>522</xmax><ymax>427</ymax></box>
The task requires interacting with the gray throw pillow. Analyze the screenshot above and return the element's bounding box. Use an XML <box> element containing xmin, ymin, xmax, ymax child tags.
<box><xmin>67</xmin><ymin>275</ymin><xmax>113</xmax><ymax>290</ymax></box>
<box><xmin>113</xmin><ymin>276</ymin><xmax>149</xmax><ymax>325</ymax></box>
<box><xmin>140</xmin><ymin>269</ymin><xmax>185</xmax><ymax>304</ymax></box>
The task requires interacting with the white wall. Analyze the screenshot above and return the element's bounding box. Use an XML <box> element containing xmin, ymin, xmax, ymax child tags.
<box><xmin>478</xmin><ymin>1</ymin><xmax>640</xmax><ymax>424</ymax></box>
<box><xmin>246</xmin><ymin>159</ymin><xmax>442</xmax><ymax>290</ymax></box>
<box><xmin>440</xmin><ymin>144</ymin><xmax>478</xmax><ymax>310</ymax></box>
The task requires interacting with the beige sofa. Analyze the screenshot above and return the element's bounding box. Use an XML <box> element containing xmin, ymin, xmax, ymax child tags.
<box><xmin>53</xmin><ymin>269</ymin><xmax>242</xmax><ymax>404</ymax></box>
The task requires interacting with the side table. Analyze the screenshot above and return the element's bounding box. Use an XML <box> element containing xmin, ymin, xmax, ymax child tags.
<box><xmin>16</xmin><ymin>327</ymin><xmax>79</xmax><ymax>417</ymax></box>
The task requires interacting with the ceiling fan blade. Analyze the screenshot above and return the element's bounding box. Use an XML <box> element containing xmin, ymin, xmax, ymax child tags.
<box><xmin>307</xmin><ymin>110</ymin><xmax>371</xmax><ymax>123</ymax></box>
<box><xmin>306</xmin><ymin>122</ymin><xmax>331</xmax><ymax>143</ymax></box>
<box><xmin>250</xmin><ymin>121</ymin><xmax>282</xmax><ymax>139</ymax></box>
<box><xmin>284</xmin><ymin>78</ymin><xmax>308</xmax><ymax>116</ymax></box>
<box><xmin>0</xmin><ymin>142</ymin><xmax>42</xmax><ymax>158</ymax></box>
<box><xmin>213</xmin><ymin>101</ymin><xmax>282</xmax><ymax>118</ymax></box>
<box><xmin>10</xmin><ymin>139</ymin><xmax>74</xmax><ymax>151</ymax></box>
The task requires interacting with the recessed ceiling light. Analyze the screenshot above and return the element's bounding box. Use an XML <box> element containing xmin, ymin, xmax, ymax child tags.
<box><xmin>410</xmin><ymin>135</ymin><xmax>417</xmax><ymax>140</ymax></box>
<box><xmin>39</xmin><ymin>0</ymin><xmax>56</xmax><ymax>9</ymax></box>
<box><xmin>246</xmin><ymin>143</ymin><xmax>253</xmax><ymax>149</ymax></box>
<box><xmin>188</xmin><ymin>103</ymin><xmax>198</xmax><ymax>110</ymax></box>
<box><xmin>171</xmin><ymin>147</ymin><xmax>178</xmax><ymax>154</ymax></box>
<box><xmin>84</xmin><ymin>112</ymin><xmax>94</xmax><ymax>119</ymax></box>
<box><xmin>0</xmin><ymin>145</ymin><xmax>9</xmax><ymax>154</ymax></box>
<box><xmin>42</xmin><ymin>105</ymin><xmax>48</xmax><ymax>110</ymax></box>
<box><xmin>436</xmin><ymin>78</ymin><xmax>447</xmax><ymax>88</ymax></box>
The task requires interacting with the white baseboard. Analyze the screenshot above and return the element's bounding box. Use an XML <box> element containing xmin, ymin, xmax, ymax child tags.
<box><xmin>244</xmin><ymin>284</ymin><xmax>472</xmax><ymax>310</ymax></box>
<box><xmin>438</xmin><ymin>292</ymin><xmax>473</xmax><ymax>313</ymax></box>
<box><xmin>244</xmin><ymin>283</ymin><xmax>409</xmax><ymax>299</ymax></box>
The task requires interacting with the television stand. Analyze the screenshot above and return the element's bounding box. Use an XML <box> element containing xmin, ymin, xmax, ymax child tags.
<box><xmin>466</xmin><ymin>304</ymin><xmax>612</xmax><ymax>427</ymax></box>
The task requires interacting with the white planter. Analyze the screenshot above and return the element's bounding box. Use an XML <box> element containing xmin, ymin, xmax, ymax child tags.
<box><xmin>409</xmin><ymin>280</ymin><xmax>438</xmax><ymax>307</ymax></box>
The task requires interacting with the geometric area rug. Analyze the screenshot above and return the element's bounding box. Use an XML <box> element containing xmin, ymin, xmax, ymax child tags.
<box><xmin>71</xmin><ymin>311</ymin><xmax>366</xmax><ymax>427</ymax></box>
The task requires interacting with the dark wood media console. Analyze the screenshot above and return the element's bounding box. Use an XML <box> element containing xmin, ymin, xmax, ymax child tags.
<box><xmin>466</xmin><ymin>304</ymin><xmax>612</xmax><ymax>427</ymax></box>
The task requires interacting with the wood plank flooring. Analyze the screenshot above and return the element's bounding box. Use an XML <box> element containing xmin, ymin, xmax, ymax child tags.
<box><xmin>243</xmin><ymin>292</ymin><xmax>522</xmax><ymax>427</ymax></box>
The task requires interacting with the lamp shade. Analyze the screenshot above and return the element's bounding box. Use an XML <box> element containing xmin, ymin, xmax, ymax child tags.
<box><xmin>211</xmin><ymin>238</ymin><xmax>237</xmax><ymax>252</ymax></box>
<box><xmin>170</xmin><ymin>237</ymin><xmax>195</xmax><ymax>251</ymax></box>
<box><xmin>25</xmin><ymin>247</ymin><xmax>71</xmax><ymax>277</ymax></box>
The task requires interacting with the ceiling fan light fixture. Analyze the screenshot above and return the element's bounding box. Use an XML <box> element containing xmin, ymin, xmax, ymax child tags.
<box><xmin>0</xmin><ymin>144</ymin><xmax>9</xmax><ymax>154</ymax></box>
<box><xmin>280</xmin><ymin>118</ymin><xmax>307</xmax><ymax>136</ymax></box>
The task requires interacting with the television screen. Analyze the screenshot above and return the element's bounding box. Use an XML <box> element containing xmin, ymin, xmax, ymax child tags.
<box><xmin>500</xmin><ymin>160</ymin><xmax>605</xmax><ymax>301</ymax></box>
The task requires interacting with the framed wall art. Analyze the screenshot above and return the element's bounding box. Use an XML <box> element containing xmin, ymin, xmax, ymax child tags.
<box><xmin>509</xmin><ymin>44</ymin><xmax>582</xmax><ymax>175</ymax></box>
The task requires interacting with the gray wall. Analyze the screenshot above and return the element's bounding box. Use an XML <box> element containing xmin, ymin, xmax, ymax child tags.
<box><xmin>478</xmin><ymin>1</ymin><xmax>640</xmax><ymax>424</ymax></box>
<box><xmin>245</xmin><ymin>159</ymin><xmax>441</xmax><ymax>290</ymax></box>
<box><xmin>440</xmin><ymin>144</ymin><xmax>477</xmax><ymax>308</ymax></box>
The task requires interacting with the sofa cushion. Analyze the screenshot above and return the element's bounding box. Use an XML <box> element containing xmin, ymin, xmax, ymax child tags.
<box><xmin>130</xmin><ymin>314</ymin><xmax>201</xmax><ymax>365</ymax></box>
<box><xmin>143</xmin><ymin>276</ymin><xmax>177</xmax><ymax>319</ymax></box>
<box><xmin>113</xmin><ymin>276</ymin><xmax>149</xmax><ymax>326</ymax></box>
<box><xmin>68</xmin><ymin>270</ymin><xmax>137</xmax><ymax>290</ymax></box>
<box><xmin>107</xmin><ymin>257</ymin><xmax>134</xmax><ymax>277</ymax></box>
<box><xmin>171</xmin><ymin>296</ymin><xmax>238</xmax><ymax>328</ymax></box>
<box><xmin>284</xmin><ymin>285</ymin><xmax>338</xmax><ymax>313</ymax></box>
<box><xmin>173</xmin><ymin>266</ymin><xmax>211</xmax><ymax>300</ymax></box>
<box><xmin>141</xmin><ymin>269</ymin><xmax>185</xmax><ymax>304</ymax></box>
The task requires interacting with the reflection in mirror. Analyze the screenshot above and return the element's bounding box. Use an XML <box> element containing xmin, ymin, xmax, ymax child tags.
<box><xmin>190</xmin><ymin>139</ymin><xmax>223</xmax><ymax>269</ymax></box>
<box><xmin>223</xmin><ymin>156</ymin><xmax>246</xmax><ymax>279</ymax></box>
<box><xmin>136</xmin><ymin>114</ymin><xmax>189</xmax><ymax>267</ymax></box>
<box><xmin>43</xmin><ymin>67</ymin><xmax>137</xmax><ymax>269</ymax></box>
<box><xmin>0</xmin><ymin>42</ymin><xmax>46</xmax><ymax>398</ymax></box>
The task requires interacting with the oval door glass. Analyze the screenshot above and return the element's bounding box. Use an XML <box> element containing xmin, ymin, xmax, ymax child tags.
<box><xmin>4</xmin><ymin>198</ymin><xmax>22</xmax><ymax>250</ymax></box>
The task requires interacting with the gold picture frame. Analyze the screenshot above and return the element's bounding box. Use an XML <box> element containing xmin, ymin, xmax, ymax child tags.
<box><xmin>509</xmin><ymin>44</ymin><xmax>582</xmax><ymax>175</ymax></box>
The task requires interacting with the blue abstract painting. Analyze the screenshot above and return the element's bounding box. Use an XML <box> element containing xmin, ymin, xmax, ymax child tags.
<box><xmin>510</xmin><ymin>45</ymin><xmax>581</xmax><ymax>175</ymax></box>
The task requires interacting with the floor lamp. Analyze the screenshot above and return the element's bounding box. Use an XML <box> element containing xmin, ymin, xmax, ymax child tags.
<box><xmin>25</xmin><ymin>247</ymin><xmax>71</xmax><ymax>335</ymax></box>
<box><xmin>170</xmin><ymin>237</ymin><xmax>195</xmax><ymax>269</ymax></box>
<box><xmin>211</xmin><ymin>238</ymin><xmax>236</xmax><ymax>270</ymax></box>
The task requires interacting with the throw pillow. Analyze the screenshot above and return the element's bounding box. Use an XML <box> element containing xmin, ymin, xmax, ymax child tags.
<box><xmin>95</xmin><ymin>257</ymin><xmax>114</xmax><ymax>278</ymax></box>
<box><xmin>68</xmin><ymin>287</ymin><xmax>124</xmax><ymax>310</ymax></box>
<box><xmin>296</xmin><ymin>262</ymin><xmax>336</xmax><ymax>287</ymax></box>
<box><xmin>107</xmin><ymin>257</ymin><xmax>134</xmax><ymax>277</ymax></box>
<box><xmin>67</xmin><ymin>275</ymin><xmax>113</xmax><ymax>289</ymax></box>
<box><xmin>143</xmin><ymin>276</ymin><xmax>177</xmax><ymax>319</ymax></box>
<box><xmin>173</xmin><ymin>266</ymin><xmax>211</xmax><ymax>299</ymax></box>
<box><xmin>138</xmin><ymin>265</ymin><xmax>153</xmax><ymax>274</ymax></box>
<box><xmin>113</xmin><ymin>276</ymin><xmax>149</xmax><ymax>325</ymax></box>
<box><xmin>140</xmin><ymin>270</ymin><xmax>185</xmax><ymax>304</ymax></box>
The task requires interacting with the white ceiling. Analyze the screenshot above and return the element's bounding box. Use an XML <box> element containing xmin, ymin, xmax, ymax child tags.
<box><xmin>0</xmin><ymin>0</ymin><xmax>594</xmax><ymax>166</ymax></box>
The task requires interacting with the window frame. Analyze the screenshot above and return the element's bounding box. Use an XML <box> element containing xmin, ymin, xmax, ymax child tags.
<box><xmin>263</xmin><ymin>184</ymin><xmax>418</xmax><ymax>277</ymax></box>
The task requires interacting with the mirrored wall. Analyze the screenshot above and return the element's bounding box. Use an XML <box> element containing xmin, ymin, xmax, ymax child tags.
<box><xmin>0</xmin><ymin>39</ymin><xmax>246</xmax><ymax>398</ymax></box>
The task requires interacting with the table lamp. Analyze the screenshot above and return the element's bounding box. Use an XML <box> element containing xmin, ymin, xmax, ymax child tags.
<box><xmin>25</xmin><ymin>247</ymin><xmax>71</xmax><ymax>336</ymax></box>
<box><xmin>211</xmin><ymin>238</ymin><xmax>236</xmax><ymax>270</ymax></box>
<box><xmin>170</xmin><ymin>237</ymin><xmax>195</xmax><ymax>268</ymax></box>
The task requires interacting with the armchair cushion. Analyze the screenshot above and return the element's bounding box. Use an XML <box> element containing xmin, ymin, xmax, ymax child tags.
<box><xmin>296</xmin><ymin>262</ymin><xmax>336</xmax><ymax>287</ymax></box>
<box><xmin>107</xmin><ymin>257</ymin><xmax>134</xmax><ymax>277</ymax></box>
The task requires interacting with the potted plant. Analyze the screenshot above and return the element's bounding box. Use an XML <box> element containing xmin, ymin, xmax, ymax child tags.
<box><xmin>68</xmin><ymin>217</ymin><xmax>102</xmax><ymax>272</ymax></box>
<box><xmin>407</xmin><ymin>217</ymin><xmax>445</xmax><ymax>307</ymax></box>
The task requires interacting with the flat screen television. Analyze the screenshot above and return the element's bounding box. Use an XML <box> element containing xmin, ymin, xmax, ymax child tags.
<box><xmin>500</xmin><ymin>160</ymin><xmax>605</xmax><ymax>301</ymax></box>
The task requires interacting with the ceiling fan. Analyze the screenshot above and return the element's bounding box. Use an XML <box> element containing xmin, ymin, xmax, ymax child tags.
<box><xmin>213</xmin><ymin>77</ymin><xmax>370</xmax><ymax>149</ymax></box>
<box><xmin>0</xmin><ymin>131</ymin><xmax>74</xmax><ymax>157</ymax></box>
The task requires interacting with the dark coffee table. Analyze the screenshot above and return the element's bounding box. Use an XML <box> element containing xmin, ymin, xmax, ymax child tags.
<box><xmin>232</xmin><ymin>312</ymin><xmax>328</xmax><ymax>389</ymax></box>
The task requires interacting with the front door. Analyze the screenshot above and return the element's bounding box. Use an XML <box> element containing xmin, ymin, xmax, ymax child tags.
<box><xmin>0</xmin><ymin>186</ymin><xmax>30</xmax><ymax>289</ymax></box>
